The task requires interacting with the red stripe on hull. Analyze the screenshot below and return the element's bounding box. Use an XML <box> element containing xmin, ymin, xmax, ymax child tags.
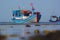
<box><xmin>36</xmin><ymin>12</ymin><xmax>38</xmax><ymax>23</ymax></box>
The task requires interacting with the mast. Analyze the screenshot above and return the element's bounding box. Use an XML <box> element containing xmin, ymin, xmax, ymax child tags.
<box><xmin>30</xmin><ymin>3</ymin><xmax>35</xmax><ymax>15</ymax></box>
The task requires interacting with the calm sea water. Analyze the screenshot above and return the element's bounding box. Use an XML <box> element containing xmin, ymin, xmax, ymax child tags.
<box><xmin>0</xmin><ymin>25</ymin><xmax>60</xmax><ymax>40</ymax></box>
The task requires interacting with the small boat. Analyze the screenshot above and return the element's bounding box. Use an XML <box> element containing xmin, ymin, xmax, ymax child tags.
<box><xmin>49</xmin><ymin>16</ymin><xmax>58</xmax><ymax>22</ymax></box>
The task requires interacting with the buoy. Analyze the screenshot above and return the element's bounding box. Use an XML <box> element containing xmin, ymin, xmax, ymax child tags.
<box><xmin>35</xmin><ymin>24</ymin><xmax>40</xmax><ymax>26</ymax></box>
<box><xmin>25</xmin><ymin>24</ymin><xmax>31</xmax><ymax>27</ymax></box>
<box><xmin>21</xmin><ymin>37</ymin><xmax>25</xmax><ymax>40</ymax></box>
<box><xmin>34</xmin><ymin>29</ymin><xmax>40</xmax><ymax>35</ymax></box>
<box><xmin>25</xmin><ymin>32</ymin><xmax>31</xmax><ymax>34</ymax></box>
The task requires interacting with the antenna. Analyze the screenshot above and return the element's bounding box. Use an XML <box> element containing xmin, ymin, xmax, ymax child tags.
<box><xmin>18</xmin><ymin>5</ymin><xmax>21</xmax><ymax>10</ymax></box>
<box><xmin>30</xmin><ymin>3</ymin><xmax>35</xmax><ymax>15</ymax></box>
<box><xmin>30</xmin><ymin>3</ymin><xmax>35</xmax><ymax>11</ymax></box>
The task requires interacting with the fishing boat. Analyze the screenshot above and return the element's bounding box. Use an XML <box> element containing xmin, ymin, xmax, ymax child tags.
<box><xmin>12</xmin><ymin>6</ymin><xmax>41</xmax><ymax>23</ymax></box>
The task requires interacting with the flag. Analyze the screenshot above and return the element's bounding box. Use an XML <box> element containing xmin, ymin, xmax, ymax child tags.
<box><xmin>30</xmin><ymin>3</ymin><xmax>33</xmax><ymax>6</ymax></box>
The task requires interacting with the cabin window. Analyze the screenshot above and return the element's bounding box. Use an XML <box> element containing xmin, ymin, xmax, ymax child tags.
<box><xmin>13</xmin><ymin>10</ymin><xmax>21</xmax><ymax>17</ymax></box>
<box><xmin>24</xmin><ymin>13</ymin><xmax>29</xmax><ymax>16</ymax></box>
<box><xmin>16</xmin><ymin>10</ymin><xmax>21</xmax><ymax>16</ymax></box>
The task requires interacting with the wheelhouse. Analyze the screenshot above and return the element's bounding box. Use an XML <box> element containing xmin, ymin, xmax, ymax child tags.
<box><xmin>13</xmin><ymin>10</ymin><xmax>32</xmax><ymax>20</ymax></box>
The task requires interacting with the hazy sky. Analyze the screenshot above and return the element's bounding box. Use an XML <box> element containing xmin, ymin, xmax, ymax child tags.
<box><xmin>0</xmin><ymin>0</ymin><xmax>60</xmax><ymax>22</ymax></box>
